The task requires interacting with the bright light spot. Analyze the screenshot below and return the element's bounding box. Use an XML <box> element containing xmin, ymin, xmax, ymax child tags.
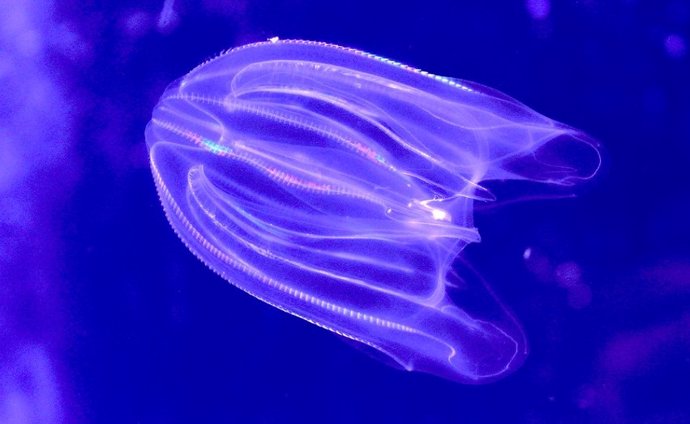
<box><xmin>431</xmin><ymin>208</ymin><xmax>448</xmax><ymax>221</ymax></box>
<box><xmin>523</xmin><ymin>247</ymin><xmax>532</xmax><ymax>260</ymax></box>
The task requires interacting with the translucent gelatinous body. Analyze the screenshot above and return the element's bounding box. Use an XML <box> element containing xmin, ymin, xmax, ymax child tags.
<box><xmin>145</xmin><ymin>39</ymin><xmax>600</xmax><ymax>383</ymax></box>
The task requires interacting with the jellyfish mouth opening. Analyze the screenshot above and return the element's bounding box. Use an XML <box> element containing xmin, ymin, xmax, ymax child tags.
<box><xmin>504</xmin><ymin>131</ymin><xmax>602</xmax><ymax>186</ymax></box>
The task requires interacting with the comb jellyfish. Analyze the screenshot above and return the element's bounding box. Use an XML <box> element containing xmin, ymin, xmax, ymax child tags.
<box><xmin>145</xmin><ymin>39</ymin><xmax>601</xmax><ymax>383</ymax></box>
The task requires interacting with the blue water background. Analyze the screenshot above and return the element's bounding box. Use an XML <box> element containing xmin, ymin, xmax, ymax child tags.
<box><xmin>1</xmin><ymin>0</ymin><xmax>688</xmax><ymax>423</ymax></box>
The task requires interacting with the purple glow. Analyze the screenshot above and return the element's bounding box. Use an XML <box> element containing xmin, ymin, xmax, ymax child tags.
<box><xmin>123</xmin><ymin>10</ymin><xmax>152</xmax><ymax>39</ymax></box>
<box><xmin>157</xmin><ymin>0</ymin><xmax>178</xmax><ymax>32</ymax></box>
<box><xmin>0</xmin><ymin>0</ymin><xmax>77</xmax><ymax>420</ymax></box>
<box><xmin>664</xmin><ymin>34</ymin><xmax>687</xmax><ymax>58</ymax></box>
<box><xmin>0</xmin><ymin>345</ymin><xmax>62</xmax><ymax>424</ymax></box>
<box><xmin>526</xmin><ymin>0</ymin><xmax>551</xmax><ymax>20</ymax></box>
<box><xmin>146</xmin><ymin>39</ymin><xmax>601</xmax><ymax>383</ymax></box>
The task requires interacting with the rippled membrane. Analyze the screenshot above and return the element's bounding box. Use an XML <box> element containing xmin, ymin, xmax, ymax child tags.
<box><xmin>145</xmin><ymin>39</ymin><xmax>600</xmax><ymax>383</ymax></box>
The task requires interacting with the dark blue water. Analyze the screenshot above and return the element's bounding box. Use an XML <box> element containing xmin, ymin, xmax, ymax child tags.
<box><xmin>1</xmin><ymin>1</ymin><xmax>688</xmax><ymax>423</ymax></box>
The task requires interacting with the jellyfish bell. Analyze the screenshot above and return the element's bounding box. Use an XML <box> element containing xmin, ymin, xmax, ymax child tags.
<box><xmin>145</xmin><ymin>39</ymin><xmax>600</xmax><ymax>383</ymax></box>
